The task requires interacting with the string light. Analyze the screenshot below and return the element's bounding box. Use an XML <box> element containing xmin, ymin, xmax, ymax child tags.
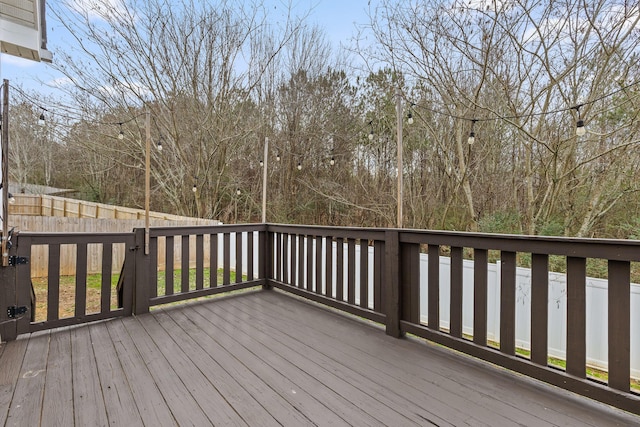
<box><xmin>236</xmin><ymin>188</ymin><xmax>241</xmax><ymax>196</ymax></box>
<box><xmin>404</xmin><ymin>78</ymin><xmax>640</xmax><ymax>140</ymax></box>
<box><xmin>297</xmin><ymin>162</ymin><xmax>302</xmax><ymax>170</ymax></box>
<box><xmin>9</xmin><ymin>79</ymin><xmax>640</xmax><ymax>177</ymax></box>
<box><xmin>407</xmin><ymin>103</ymin><xmax>415</xmax><ymax>124</ymax></box>
<box><xmin>573</xmin><ymin>105</ymin><xmax>586</xmax><ymax>137</ymax></box>
<box><xmin>329</xmin><ymin>138</ymin><xmax>336</xmax><ymax>165</ymax></box>
<box><xmin>157</xmin><ymin>138</ymin><xmax>163</xmax><ymax>151</ymax></box>
<box><xmin>259</xmin><ymin>159</ymin><xmax>264</xmax><ymax>167</ymax></box>
<box><xmin>468</xmin><ymin>119</ymin><xmax>477</xmax><ymax>145</ymax></box>
<box><xmin>192</xmin><ymin>184</ymin><xmax>197</xmax><ymax>193</ymax></box>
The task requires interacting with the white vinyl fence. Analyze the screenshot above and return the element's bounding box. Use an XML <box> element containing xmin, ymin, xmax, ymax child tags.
<box><xmin>426</xmin><ymin>256</ymin><xmax>640</xmax><ymax>379</ymax></box>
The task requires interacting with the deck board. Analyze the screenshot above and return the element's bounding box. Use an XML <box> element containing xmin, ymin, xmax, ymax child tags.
<box><xmin>195</xmin><ymin>301</ymin><xmax>403</xmax><ymax>426</ymax></box>
<box><xmin>41</xmin><ymin>329</ymin><xmax>74</xmax><ymax>427</ymax></box>
<box><xmin>71</xmin><ymin>324</ymin><xmax>109</xmax><ymax>427</ymax></box>
<box><xmin>231</xmin><ymin>291</ymin><xmax>588</xmax><ymax>426</ymax></box>
<box><xmin>228</xmin><ymin>292</ymin><xmax>543</xmax><ymax>425</ymax></box>
<box><xmin>188</xmin><ymin>303</ymin><xmax>351</xmax><ymax>425</ymax></box>
<box><xmin>249</xmin><ymin>291</ymin><xmax>628</xmax><ymax>426</ymax></box>
<box><xmin>5</xmin><ymin>330</ymin><xmax>49</xmax><ymax>427</ymax></box>
<box><xmin>90</xmin><ymin>322</ymin><xmax>144</xmax><ymax>427</ymax></box>
<box><xmin>120</xmin><ymin>316</ymin><xmax>213</xmax><ymax>425</ymax></box>
<box><xmin>104</xmin><ymin>319</ymin><xmax>177</xmax><ymax>426</ymax></box>
<box><xmin>0</xmin><ymin>336</ymin><xmax>28</xmax><ymax>426</ymax></box>
<box><xmin>153</xmin><ymin>309</ymin><xmax>281</xmax><ymax>427</ymax></box>
<box><xmin>207</xmin><ymin>297</ymin><xmax>448</xmax><ymax>426</ymax></box>
<box><xmin>136</xmin><ymin>312</ymin><xmax>248</xmax><ymax>426</ymax></box>
<box><xmin>169</xmin><ymin>306</ymin><xmax>315</xmax><ymax>426</ymax></box>
<box><xmin>223</xmin><ymin>294</ymin><xmax>484</xmax><ymax>426</ymax></box>
<box><xmin>0</xmin><ymin>289</ymin><xmax>639</xmax><ymax>426</ymax></box>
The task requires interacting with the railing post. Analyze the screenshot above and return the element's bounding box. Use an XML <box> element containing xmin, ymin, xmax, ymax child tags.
<box><xmin>133</xmin><ymin>228</ymin><xmax>150</xmax><ymax>314</ymax></box>
<box><xmin>259</xmin><ymin>226</ymin><xmax>272</xmax><ymax>289</ymax></box>
<box><xmin>384</xmin><ymin>230</ymin><xmax>403</xmax><ymax>338</ymax></box>
<box><xmin>15</xmin><ymin>233</ymin><xmax>32</xmax><ymax>335</ymax></box>
<box><xmin>608</xmin><ymin>260</ymin><xmax>630</xmax><ymax>392</ymax></box>
<box><xmin>0</xmin><ymin>261</ymin><xmax>17</xmax><ymax>341</ymax></box>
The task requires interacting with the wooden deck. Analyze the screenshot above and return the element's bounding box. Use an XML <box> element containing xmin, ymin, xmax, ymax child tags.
<box><xmin>0</xmin><ymin>289</ymin><xmax>638</xmax><ymax>427</ymax></box>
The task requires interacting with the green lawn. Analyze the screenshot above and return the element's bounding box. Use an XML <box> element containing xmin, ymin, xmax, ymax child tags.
<box><xmin>31</xmin><ymin>267</ymin><xmax>237</xmax><ymax>322</ymax></box>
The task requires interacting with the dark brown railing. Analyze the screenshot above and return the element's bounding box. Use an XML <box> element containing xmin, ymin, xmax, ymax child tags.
<box><xmin>135</xmin><ymin>225</ymin><xmax>266</xmax><ymax>312</ymax></box>
<box><xmin>2</xmin><ymin>224</ymin><xmax>638</xmax><ymax>415</ymax></box>
<box><xmin>12</xmin><ymin>232</ymin><xmax>135</xmax><ymax>335</ymax></box>
<box><xmin>266</xmin><ymin>224</ymin><xmax>387</xmax><ymax>324</ymax></box>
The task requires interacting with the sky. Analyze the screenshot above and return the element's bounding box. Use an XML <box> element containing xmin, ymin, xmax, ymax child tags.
<box><xmin>0</xmin><ymin>0</ymin><xmax>374</xmax><ymax>94</ymax></box>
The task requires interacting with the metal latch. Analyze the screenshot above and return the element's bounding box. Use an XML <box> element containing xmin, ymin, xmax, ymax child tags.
<box><xmin>8</xmin><ymin>256</ymin><xmax>29</xmax><ymax>266</ymax></box>
<box><xmin>7</xmin><ymin>306</ymin><xmax>28</xmax><ymax>318</ymax></box>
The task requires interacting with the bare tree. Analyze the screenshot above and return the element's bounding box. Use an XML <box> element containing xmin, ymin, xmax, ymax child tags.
<box><xmin>366</xmin><ymin>0</ymin><xmax>640</xmax><ymax>235</ymax></box>
<box><xmin>48</xmin><ymin>0</ymin><xmax>312</xmax><ymax>218</ymax></box>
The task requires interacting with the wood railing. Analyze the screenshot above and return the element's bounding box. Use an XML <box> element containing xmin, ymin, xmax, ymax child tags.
<box><xmin>266</xmin><ymin>224</ymin><xmax>387</xmax><ymax>324</ymax></box>
<box><xmin>2</xmin><ymin>224</ymin><xmax>638</xmax><ymax>415</ymax></box>
<box><xmin>11</xmin><ymin>232</ymin><xmax>135</xmax><ymax>335</ymax></box>
<box><xmin>133</xmin><ymin>225</ymin><xmax>266</xmax><ymax>312</ymax></box>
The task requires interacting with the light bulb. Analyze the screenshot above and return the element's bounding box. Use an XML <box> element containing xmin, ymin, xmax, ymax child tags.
<box><xmin>297</xmin><ymin>162</ymin><xmax>302</xmax><ymax>170</ymax></box>
<box><xmin>236</xmin><ymin>189</ymin><xmax>241</xmax><ymax>196</ymax></box>
<box><xmin>330</xmin><ymin>157</ymin><xmax>335</xmax><ymax>166</ymax></box>
<box><xmin>468</xmin><ymin>132</ymin><xmax>475</xmax><ymax>145</ymax></box>
<box><xmin>259</xmin><ymin>159</ymin><xmax>264</xmax><ymax>167</ymax></box>
<box><xmin>38</xmin><ymin>113</ymin><xmax>45</xmax><ymax>126</ymax></box>
<box><xmin>118</xmin><ymin>130</ymin><xmax>124</xmax><ymax>140</ymax></box>
<box><xmin>276</xmin><ymin>152</ymin><xmax>281</xmax><ymax>162</ymax></box>
<box><xmin>157</xmin><ymin>140</ymin><xmax>163</xmax><ymax>151</ymax></box>
<box><xmin>576</xmin><ymin>120</ymin><xmax>586</xmax><ymax>136</ymax></box>
<box><xmin>8</xmin><ymin>193</ymin><xmax>16</xmax><ymax>204</ymax></box>
<box><xmin>368</xmin><ymin>131</ymin><xmax>374</xmax><ymax>141</ymax></box>
<box><xmin>407</xmin><ymin>112</ymin><xmax>414</xmax><ymax>125</ymax></box>
<box><xmin>192</xmin><ymin>184</ymin><xmax>197</xmax><ymax>193</ymax></box>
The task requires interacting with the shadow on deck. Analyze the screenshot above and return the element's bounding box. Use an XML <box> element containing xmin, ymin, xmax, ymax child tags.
<box><xmin>0</xmin><ymin>289</ymin><xmax>637</xmax><ymax>426</ymax></box>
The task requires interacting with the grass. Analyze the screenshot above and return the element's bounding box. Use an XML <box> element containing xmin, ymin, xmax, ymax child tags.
<box><xmin>31</xmin><ymin>274</ymin><xmax>120</xmax><ymax>322</ymax></box>
<box><xmin>491</xmin><ymin>339</ymin><xmax>640</xmax><ymax>392</ymax></box>
<box><xmin>31</xmin><ymin>267</ymin><xmax>240</xmax><ymax>322</ymax></box>
<box><xmin>156</xmin><ymin>268</ymin><xmax>239</xmax><ymax>293</ymax></box>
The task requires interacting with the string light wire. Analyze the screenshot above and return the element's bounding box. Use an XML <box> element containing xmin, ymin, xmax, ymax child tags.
<box><xmin>9</xmin><ymin>77</ymin><xmax>640</xmax><ymax>148</ymax></box>
<box><xmin>405</xmin><ymin>78</ymin><xmax>640</xmax><ymax>130</ymax></box>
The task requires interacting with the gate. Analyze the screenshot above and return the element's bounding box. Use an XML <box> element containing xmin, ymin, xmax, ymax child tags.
<box><xmin>0</xmin><ymin>230</ymin><xmax>135</xmax><ymax>339</ymax></box>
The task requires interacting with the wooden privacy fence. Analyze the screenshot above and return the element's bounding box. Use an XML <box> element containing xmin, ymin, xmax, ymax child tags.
<box><xmin>15</xmin><ymin>217</ymin><xmax>221</xmax><ymax>277</ymax></box>
<box><xmin>3</xmin><ymin>224</ymin><xmax>639</xmax><ymax>416</ymax></box>
<box><xmin>9</xmin><ymin>193</ymin><xmax>219</xmax><ymax>276</ymax></box>
<box><xmin>8</xmin><ymin>194</ymin><xmax>215</xmax><ymax>222</ymax></box>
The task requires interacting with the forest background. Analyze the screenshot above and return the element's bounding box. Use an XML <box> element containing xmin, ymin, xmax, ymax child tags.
<box><xmin>7</xmin><ymin>0</ymin><xmax>640</xmax><ymax>238</ymax></box>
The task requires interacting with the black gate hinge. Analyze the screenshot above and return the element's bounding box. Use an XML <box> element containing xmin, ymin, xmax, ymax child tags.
<box><xmin>8</xmin><ymin>256</ymin><xmax>29</xmax><ymax>266</ymax></box>
<box><xmin>7</xmin><ymin>306</ymin><xmax>28</xmax><ymax>318</ymax></box>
